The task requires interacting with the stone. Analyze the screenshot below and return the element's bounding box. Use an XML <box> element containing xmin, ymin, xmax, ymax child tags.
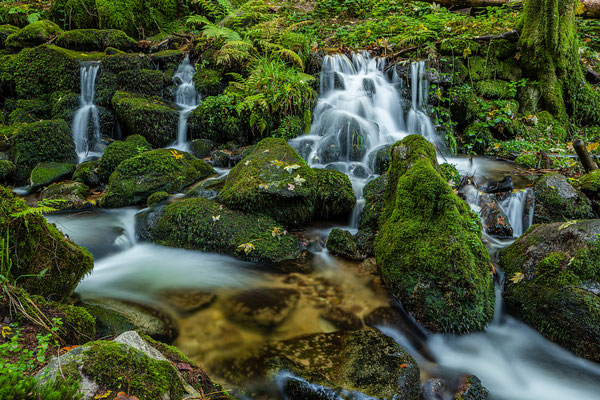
<box><xmin>222</xmin><ymin>288</ymin><xmax>300</xmax><ymax>327</ymax></box>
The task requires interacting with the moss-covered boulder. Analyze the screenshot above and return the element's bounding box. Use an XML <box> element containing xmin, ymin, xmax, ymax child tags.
<box><xmin>188</xmin><ymin>94</ymin><xmax>242</xmax><ymax>143</ymax></box>
<box><xmin>101</xmin><ymin>148</ymin><xmax>214</xmax><ymax>208</ymax></box>
<box><xmin>97</xmin><ymin>134</ymin><xmax>151</xmax><ymax>182</ymax></box>
<box><xmin>8</xmin><ymin>97</ymin><xmax>52</xmax><ymax>123</ymax></box>
<box><xmin>29</xmin><ymin>162</ymin><xmax>76</xmax><ymax>191</ymax></box>
<box><xmin>141</xmin><ymin>197</ymin><xmax>305</xmax><ymax>264</ymax></box>
<box><xmin>370</xmin><ymin>144</ymin><xmax>392</xmax><ymax>174</ymax></box>
<box><xmin>55</xmin><ymin>28</ymin><xmax>138</xmax><ymax>51</ymax></box>
<box><xmin>579</xmin><ymin>169</ymin><xmax>600</xmax><ymax>215</ymax></box>
<box><xmin>96</xmin><ymin>0</ymin><xmax>177</xmax><ymax>38</ymax></box>
<box><xmin>499</xmin><ymin>220</ymin><xmax>600</xmax><ymax>362</ymax></box>
<box><xmin>214</xmin><ymin>330</ymin><xmax>420</xmax><ymax>399</ymax></box>
<box><xmin>147</xmin><ymin>191</ymin><xmax>170</xmax><ymax>207</ymax></box>
<box><xmin>474</xmin><ymin>79</ymin><xmax>514</xmax><ymax>99</ymax></box>
<box><xmin>10</xmin><ymin>119</ymin><xmax>77</xmax><ymax>184</ymax></box>
<box><xmin>374</xmin><ymin>135</ymin><xmax>494</xmax><ymax>333</ymax></box>
<box><xmin>327</xmin><ymin>228</ymin><xmax>363</xmax><ymax>260</ymax></box>
<box><xmin>355</xmin><ymin>174</ymin><xmax>387</xmax><ymax>256</ymax></box>
<box><xmin>148</xmin><ymin>49</ymin><xmax>184</xmax><ymax>71</ymax></box>
<box><xmin>116</xmin><ymin>68</ymin><xmax>170</xmax><ymax>97</ymax></box>
<box><xmin>111</xmin><ymin>91</ymin><xmax>178</xmax><ymax>147</ymax></box>
<box><xmin>313</xmin><ymin>168</ymin><xmax>356</xmax><ymax>220</ymax></box>
<box><xmin>189</xmin><ymin>138</ymin><xmax>215</xmax><ymax>159</ymax></box>
<box><xmin>192</xmin><ymin>68</ymin><xmax>224</xmax><ymax>97</ymax></box>
<box><xmin>0</xmin><ymin>159</ymin><xmax>15</xmax><ymax>183</ymax></box>
<box><xmin>72</xmin><ymin>160</ymin><xmax>100</xmax><ymax>187</ymax></box>
<box><xmin>4</xmin><ymin>20</ymin><xmax>63</xmax><ymax>51</ymax></box>
<box><xmin>533</xmin><ymin>173</ymin><xmax>594</xmax><ymax>223</ymax></box>
<box><xmin>220</xmin><ymin>138</ymin><xmax>316</xmax><ymax>226</ymax></box>
<box><xmin>40</xmin><ymin>181</ymin><xmax>92</xmax><ymax>211</ymax></box>
<box><xmin>0</xmin><ymin>186</ymin><xmax>93</xmax><ymax>301</ymax></box>
<box><xmin>0</xmin><ymin>24</ymin><xmax>19</xmax><ymax>49</ymax></box>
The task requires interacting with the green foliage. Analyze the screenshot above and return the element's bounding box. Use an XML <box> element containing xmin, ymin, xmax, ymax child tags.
<box><xmin>188</xmin><ymin>94</ymin><xmax>242</xmax><ymax>143</ymax></box>
<box><xmin>95</xmin><ymin>0</ymin><xmax>178</xmax><ymax>38</ymax></box>
<box><xmin>4</xmin><ymin>19</ymin><xmax>62</xmax><ymax>51</ymax></box>
<box><xmin>0</xmin><ymin>370</ymin><xmax>82</xmax><ymax>400</ymax></box>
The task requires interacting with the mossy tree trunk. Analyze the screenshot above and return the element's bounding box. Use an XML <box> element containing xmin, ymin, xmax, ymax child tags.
<box><xmin>519</xmin><ymin>0</ymin><xmax>600</xmax><ymax>126</ymax></box>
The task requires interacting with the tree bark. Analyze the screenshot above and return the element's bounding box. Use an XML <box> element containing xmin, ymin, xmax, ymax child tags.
<box><xmin>573</xmin><ymin>140</ymin><xmax>599</xmax><ymax>172</ymax></box>
<box><xmin>419</xmin><ymin>0</ymin><xmax>600</xmax><ymax>18</ymax></box>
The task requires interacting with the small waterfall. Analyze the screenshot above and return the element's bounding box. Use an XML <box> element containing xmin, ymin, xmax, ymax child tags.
<box><xmin>73</xmin><ymin>62</ymin><xmax>102</xmax><ymax>163</ymax></box>
<box><xmin>171</xmin><ymin>55</ymin><xmax>200</xmax><ymax>150</ymax></box>
<box><xmin>498</xmin><ymin>189</ymin><xmax>534</xmax><ymax>238</ymax></box>
<box><xmin>290</xmin><ymin>53</ymin><xmax>440</xmax><ymax>228</ymax></box>
<box><xmin>406</xmin><ymin>61</ymin><xmax>438</xmax><ymax>146</ymax></box>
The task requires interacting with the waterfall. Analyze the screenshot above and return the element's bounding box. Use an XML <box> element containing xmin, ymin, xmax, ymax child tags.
<box><xmin>171</xmin><ymin>55</ymin><xmax>200</xmax><ymax>150</ymax></box>
<box><xmin>498</xmin><ymin>189</ymin><xmax>534</xmax><ymax>237</ymax></box>
<box><xmin>72</xmin><ymin>62</ymin><xmax>102</xmax><ymax>163</ymax></box>
<box><xmin>290</xmin><ymin>53</ymin><xmax>440</xmax><ymax>227</ymax></box>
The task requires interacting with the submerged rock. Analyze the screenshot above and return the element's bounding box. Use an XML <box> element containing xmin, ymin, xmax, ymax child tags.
<box><xmin>533</xmin><ymin>173</ymin><xmax>594</xmax><ymax>223</ymax></box>
<box><xmin>29</xmin><ymin>161</ymin><xmax>76</xmax><ymax>191</ymax></box>
<box><xmin>0</xmin><ymin>186</ymin><xmax>93</xmax><ymax>301</ymax></box>
<box><xmin>219</xmin><ymin>138</ymin><xmax>317</xmax><ymax>226</ymax></box>
<box><xmin>40</xmin><ymin>181</ymin><xmax>92</xmax><ymax>211</ymax></box>
<box><xmin>374</xmin><ymin>135</ymin><xmax>494</xmax><ymax>333</ymax></box>
<box><xmin>140</xmin><ymin>197</ymin><xmax>305</xmax><ymax>264</ymax></box>
<box><xmin>222</xmin><ymin>288</ymin><xmax>300</xmax><ymax>328</ymax></box>
<box><xmin>500</xmin><ymin>220</ymin><xmax>600</xmax><ymax>362</ymax></box>
<box><xmin>100</xmin><ymin>148</ymin><xmax>214</xmax><ymax>208</ymax></box>
<box><xmin>327</xmin><ymin>228</ymin><xmax>363</xmax><ymax>260</ymax></box>
<box><xmin>215</xmin><ymin>330</ymin><xmax>421</xmax><ymax>399</ymax></box>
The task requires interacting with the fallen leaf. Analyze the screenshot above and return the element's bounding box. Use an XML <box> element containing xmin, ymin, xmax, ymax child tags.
<box><xmin>114</xmin><ymin>393</ymin><xmax>139</xmax><ymax>400</ymax></box>
<box><xmin>175</xmin><ymin>363</ymin><xmax>192</xmax><ymax>371</ymax></box>
<box><xmin>258</xmin><ymin>183</ymin><xmax>269</xmax><ymax>190</ymax></box>
<box><xmin>238</xmin><ymin>242</ymin><xmax>255</xmax><ymax>254</ymax></box>
<box><xmin>94</xmin><ymin>391</ymin><xmax>112</xmax><ymax>399</ymax></box>
<box><xmin>400</xmin><ymin>363</ymin><xmax>408</xmax><ymax>368</ymax></box>
<box><xmin>60</xmin><ymin>345</ymin><xmax>79</xmax><ymax>353</ymax></box>
<box><xmin>559</xmin><ymin>220</ymin><xmax>577</xmax><ymax>230</ymax></box>
<box><xmin>293</xmin><ymin>174</ymin><xmax>306</xmax><ymax>186</ymax></box>
<box><xmin>509</xmin><ymin>272</ymin><xmax>525</xmax><ymax>284</ymax></box>
<box><xmin>170</xmin><ymin>150</ymin><xmax>183</xmax><ymax>160</ymax></box>
<box><xmin>284</xmin><ymin>164</ymin><xmax>301</xmax><ymax>174</ymax></box>
<box><xmin>271</xmin><ymin>226</ymin><xmax>281</xmax><ymax>237</ymax></box>
<box><xmin>288</xmin><ymin>183</ymin><xmax>296</xmax><ymax>191</ymax></box>
<box><xmin>212</xmin><ymin>215</ymin><xmax>220</xmax><ymax>222</ymax></box>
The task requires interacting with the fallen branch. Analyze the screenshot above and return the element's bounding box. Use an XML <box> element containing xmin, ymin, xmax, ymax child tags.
<box><xmin>419</xmin><ymin>0</ymin><xmax>600</xmax><ymax>18</ymax></box>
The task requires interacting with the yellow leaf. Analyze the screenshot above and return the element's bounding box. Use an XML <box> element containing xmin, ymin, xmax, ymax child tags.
<box><xmin>509</xmin><ymin>272</ymin><xmax>524</xmax><ymax>284</ymax></box>
<box><xmin>1</xmin><ymin>326</ymin><xmax>13</xmax><ymax>338</ymax></box>
<box><xmin>238</xmin><ymin>242</ymin><xmax>255</xmax><ymax>254</ymax></box>
<box><xmin>170</xmin><ymin>150</ymin><xmax>183</xmax><ymax>160</ymax></box>
<box><xmin>587</xmin><ymin>142</ymin><xmax>599</xmax><ymax>152</ymax></box>
<box><xmin>94</xmin><ymin>391</ymin><xmax>112</xmax><ymax>399</ymax></box>
<box><xmin>559</xmin><ymin>220</ymin><xmax>577</xmax><ymax>230</ymax></box>
<box><xmin>271</xmin><ymin>226</ymin><xmax>281</xmax><ymax>237</ymax></box>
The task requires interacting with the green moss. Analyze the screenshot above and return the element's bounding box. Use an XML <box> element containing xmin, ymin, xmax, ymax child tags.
<box><xmin>82</xmin><ymin>340</ymin><xmax>184</xmax><ymax>400</ymax></box>
<box><xmin>355</xmin><ymin>174</ymin><xmax>387</xmax><ymax>256</ymax></box>
<box><xmin>55</xmin><ymin>29</ymin><xmax>138</xmax><ymax>51</ymax></box>
<box><xmin>375</xmin><ymin>135</ymin><xmax>494</xmax><ymax>333</ymax></box>
<box><xmin>101</xmin><ymin>148</ymin><xmax>215</xmax><ymax>208</ymax></box>
<box><xmin>474</xmin><ymin>79</ymin><xmax>514</xmax><ymax>99</ymax></box>
<box><xmin>96</xmin><ymin>0</ymin><xmax>178</xmax><ymax>38</ymax></box>
<box><xmin>10</xmin><ymin>119</ymin><xmax>77</xmax><ymax>184</ymax></box>
<box><xmin>5</xmin><ymin>20</ymin><xmax>63</xmax><ymax>51</ymax></box>
<box><xmin>147</xmin><ymin>191</ymin><xmax>169</xmax><ymax>207</ymax></box>
<box><xmin>149</xmin><ymin>49</ymin><xmax>183</xmax><ymax>71</ymax></box>
<box><xmin>192</xmin><ymin>67</ymin><xmax>224</xmax><ymax>97</ymax></box>
<box><xmin>188</xmin><ymin>138</ymin><xmax>215</xmax><ymax>159</ymax></box>
<box><xmin>0</xmin><ymin>159</ymin><xmax>15</xmax><ymax>182</ymax></box>
<box><xmin>117</xmin><ymin>68</ymin><xmax>170</xmax><ymax>97</ymax></box>
<box><xmin>313</xmin><ymin>168</ymin><xmax>355</xmax><ymax>220</ymax></box>
<box><xmin>188</xmin><ymin>95</ymin><xmax>243</xmax><ymax>144</ymax></box>
<box><xmin>0</xmin><ymin>25</ymin><xmax>19</xmax><ymax>49</ymax></box>
<box><xmin>0</xmin><ymin>185</ymin><xmax>93</xmax><ymax>301</ymax></box>
<box><xmin>580</xmin><ymin>169</ymin><xmax>600</xmax><ymax>192</ymax></box>
<box><xmin>72</xmin><ymin>160</ymin><xmax>100</xmax><ymax>187</ymax></box>
<box><xmin>499</xmin><ymin>220</ymin><xmax>600</xmax><ymax>361</ymax></box>
<box><xmin>468</xmin><ymin>56</ymin><xmax>522</xmax><ymax>81</ymax></box>
<box><xmin>149</xmin><ymin>197</ymin><xmax>303</xmax><ymax>263</ymax></box>
<box><xmin>52</xmin><ymin>302</ymin><xmax>96</xmax><ymax>344</ymax></box>
<box><xmin>533</xmin><ymin>173</ymin><xmax>594</xmax><ymax>223</ymax></box>
<box><xmin>8</xmin><ymin>98</ymin><xmax>52</xmax><ymax>123</ymax></box>
<box><xmin>111</xmin><ymin>91</ymin><xmax>178</xmax><ymax>147</ymax></box>
<box><xmin>98</xmin><ymin>134</ymin><xmax>151</xmax><ymax>182</ymax></box>
<box><xmin>49</xmin><ymin>0</ymin><xmax>99</xmax><ymax>30</ymax></box>
<box><xmin>514</xmin><ymin>153</ymin><xmax>540</xmax><ymax>168</ymax></box>
<box><xmin>29</xmin><ymin>162</ymin><xmax>76</xmax><ymax>190</ymax></box>
<box><xmin>219</xmin><ymin>138</ymin><xmax>316</xmax><ymax>226</ymax></box>
<box><xmin>327</xmin><ymin>228</ymin><xmax>362</xmax><ymax>260</ymax></box>
<box><xmin>440</xmin><ymin>163</ymin><xmax>461</xmax><ymax>188</ymax></box>
<box><xmin>0</xmin><ymin>370</ymin><xmax>82</xmax><ymax>400</ymax></box>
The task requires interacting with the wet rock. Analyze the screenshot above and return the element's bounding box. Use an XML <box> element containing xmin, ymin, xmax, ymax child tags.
<box><xmin>186</xmin><ymin>176</ymin><xmax>225</xmax><ymax>200</ymax></box>
<box><xmin>327</xmin><ymin>228</ymin><xmax>363</xmax><ymax>260</ymax></box>
<box><xmin>0</xmin><ymin>186</ymin><xmax>93</xmax><ymax>301</ymax></box>
<box><xmin>100</xmin><ymin>148</ymin><xmax>214</xmax><ymax>208</ymax></box>
<box><xmin>362</xmin><ymin>77</ymin><xmax>376</xmax><ymax>97</ymax></box>
<box><xmin>533</xmin><ymin>173</ymin><xmax>594</xmax><ymax>223</ymax></box>
<box><xmin>0</xmin><ymin>159</ymin><xmax>15</xmax><ymax>183</ymax></box>
<box><xmin>355</xmin><ymin>174</ymin><xmax>387</xmax><ymax>256</ymax></box>
<box><xmin>5</xmin><ymin>20</ymin><xmax>62</xmax><ymax>51</ymax></box>
<box><xmin>482</xmin><ymin>176</ymin><xmax>513</xmax><ymax>194</ymax></box>
<box><xmin>140</xmin><ymin>197</ymin><xmax>306</xmax><ymax>264</ymax></box>
<box><xmin>189</xmin><ymin>138</ymin><xmax>216</xmax><ymax>159</ymax></box>
<box><xmin>499</xmin><ymin>220</ymin><xmax>600</xmax><ymax>362</ymax></box>
<box><xmin>219</xmin><ymin>138</ymin><xmax>317</xmax><ymax>226</ymax></box>
<box><xmin>146</xmin><ymin>191</ymin><xmax>170</xmax><ymax>207</ymax></box>
<box><xmin>40</xmin><ymin>181</ymin><xmax>93</xmax><ymax>211</ymax></box>
<box><xmin>422</xmin><ymin>376</ymin><xmax>489</xmax><ymax>400</ymax></box>
<box><xmin>159</xmin><ymin>290</ymin><xmax>216</xmax><ymax>314</ymax></box>
<box><xmin>55</xmin><ymin>29</ymin><xmax>138</xmax><ymax>52</ymax></box>
<box><xmin>375</xmin><ymin>135</ymin><xmax>494</xmax><ymax>333</ymax></box>
<box><xmin>370</xmin><ymin>144</ymin><xmax>392</xmax><ymax>175</ymax></box>
<box><xmin>223</xmin><ymin>288</ymin><xmax>300</xmax><ymax>328</ymax></box>
<box><xmin>320</xmin><ymin>306</ymin><xmax>363</xmax><ymax>330</ymax></box>
<box><xmin>313</xmin><ymin>168</ymin><xmax>356</xmax><ymax>220</ymax></box>
<box><xmin>29</xmin><ymin>161</ymin><xmax>76</xmax><ymax>191</ymax></box>
<box><xmin>83</xmin><ymin>298</ymin><xmax>178</xmax><ymax>343</ymax></box>
<box><xmin>352</xmin><ymin>164</ymin><xmax>369</xmax><ymax>178</ymax></box>
<box><xmin>97</xmin><ymin>134</ymin><xmax>152</xmax><ymax>182</ymax></box>
<box><xmin>478</xmin><ymin>193</ymin><xmax>513</xmax><ymax>238</ymax></box>
<box><xmin>72</xmin><ymin>160</ymin><xmax>101</xmax><ymax>187</ymax></box>
<box><xmin>215</xmin><ymin>330</ymin><xmax>421</xmax><ymax>399</ymax></box>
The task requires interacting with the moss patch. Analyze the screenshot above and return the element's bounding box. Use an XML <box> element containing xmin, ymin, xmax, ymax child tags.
<box><xmin>29</xmin><ymin>162</ymin><xmax>76</xmax><ymax>191</ymax></box>
<box><xmin>97</xmin><ymin>134</ymin><xmax>151</xmax><ymax>182</ymax></box>
<box><xmin>55</xmin><ymin>29</ymin><xmax>138</xmax><ymax>51</ymax></box>
<box><xmin>5</xmin><ymin>20</ymin><xmax>63</xmax><ymax>51</ymax></box>
<box><xmin>313</xmin><ymin>168</ymin><xmax>356</xmax><ymax>220</ymax></box>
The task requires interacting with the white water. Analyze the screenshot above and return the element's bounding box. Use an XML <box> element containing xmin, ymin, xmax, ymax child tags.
<box><xmin>73</xmin><ymin>62</ymin><xmax>102</xmax><ymax>163</ymax></box>
<box><xmin>498</xmin><ymin>189</ymin><xmax>534</xmax><ymax>237</ymax></box>
<box><xmin>170</xmin><ymin>55</ymin><xmax>200</xmax><ymax>151</ymax></box>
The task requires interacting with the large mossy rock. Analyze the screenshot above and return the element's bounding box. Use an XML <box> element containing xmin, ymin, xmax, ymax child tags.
<box><xmin>4</xmin><ymin>20</ymin><xmax>63</xmax><ymax>51</ymax></box>
<box><xmin>214</xmin><ymin>330</ymin><xmax>421</xmax><ymax>400</ymax></box>
<box><xmin>141</xmin><ymin>197</ymin><xmax>304</xmax><ymax>264</ymax></box>
<box><xmin>40</xmin><ymin>181</ymin><xmax>92</xmax><ymax>211</ymax></box>
<box><xmin>533</xmin><ymin>173</ymin><xmax>594</xmax><ymax>223</ymax></box>
<box><xmin>219</xmin><ymin>138</ymin><xmax>316</xmax><ymax>226</ymax></box>
<box><xmin>10</xmin><ymin>119</ymin><xmax>77</xmax><ymax>184</ymax></box>
<box><xmin>96</xmin><ymin>0</ymin><xmax>177</xmax><ymax>38</ymax></box>
<box><xmin>0</xmin><ymin>186</ymin><xmax>93</xmax><ymax>301</ymax></box>
<box><xmin>55</xmin><ymin>29</ymin><xmax>138</xmax><ymax>51</ymax></box>
<box><xmin>101</xmin><ymin>149</ymin><xmax>214</xmax><ymax>208</ymax></box>
<box><xmin>36</xmin><ymin>331</ymin><xmax>226</xmax><ymax>400</ymax></box>
<box><xmin>111</xmin><ymin>91</ymin><xmax>178</xmax><ymax>148</ymax></box>
<box><xmin>313</xmin><ymin>168</ymin><xmax>356</xmax><ymax>220</ymax></box>
<box><xmin>0</xmin><ymin>159</ymin><xmax>15</xmax><ymax>183</ymax></box>
<box><xmin>29</xmin><ymin>161</ymin><xmax>76</xmax><ymax>191</ymax></box>
<box><xmin>187</xmin><ymin>94</ymin><xmax>242</xmax><ymax>143</ymax></box>
<box><xmin>500</xmin><ymin>220</ymin><xmax>600</xmax><ymax>362</ymax></box>
<box><xmin>97</xmin><ymin>134</ymin><xmax>151</xmax><ymax>182</ymax></box>
<box><xmin>0</xmin><ymin>24</ymin><xmax>19</xmax><ymax>49</ymax></box>
<box><xmin>374</xmin><ymin>135</ymin><xmax>494</xmax><ymax>333</ymax></box>
<box><xmin>327</xmin><ymin>228</ymin><xmax>363</xmax><ymax>260</ymax></box>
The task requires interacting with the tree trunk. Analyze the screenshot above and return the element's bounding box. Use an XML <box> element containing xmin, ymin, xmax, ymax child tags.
<box><xmin>418</xmin><ymin>0</ymin><xmax>600</xmax><ymax>18</ymax></box>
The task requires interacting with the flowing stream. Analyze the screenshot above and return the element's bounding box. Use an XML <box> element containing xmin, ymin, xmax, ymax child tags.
<box><xmin>43</xmin><ymin>52</ymin><xmax>600</xmax><ymax>399</ymax></box>
<box><xmin>171</xmin><ymin>55</ymin><xmax>200</xmax><ymax>150</ymax></box>
<box><xmin>73</xmin><ymin>62</ymin><xmax>102</xmax><ymax>163</ymax></box>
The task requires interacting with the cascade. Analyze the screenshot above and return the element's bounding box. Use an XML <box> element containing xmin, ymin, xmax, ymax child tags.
<box><xmin>171</xmin><ymin>55</ymin><xmax>200</xmax><ymax>150</ymax></box>
<box><xmin>498</xmin><ymin>189</ymin><xmax>534</xmax><ymax>237</ymax></box>
<box><xmin>406</xmin><ymin>61</ymin><xmax>438</xmax><ymax>147</ymax></box>
<box><xmin>72</xmin><ymin>62</ymin><xmax>102</xmax><ymax>163</ymax></box>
